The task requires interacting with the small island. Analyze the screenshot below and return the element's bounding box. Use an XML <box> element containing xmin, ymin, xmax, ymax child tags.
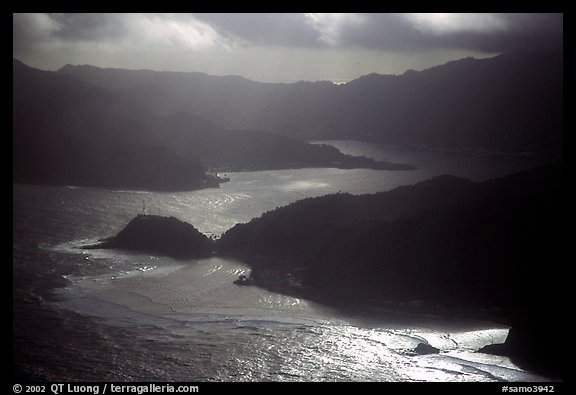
<box><xmin>233</xmin><ymin>274</ymin><xmax>255</xmax><ymax>286</ymax></box>
<box><xmin>83</xmin><ymin>214</ymin><xmax>214</xmax><ymax>259</ymax></box>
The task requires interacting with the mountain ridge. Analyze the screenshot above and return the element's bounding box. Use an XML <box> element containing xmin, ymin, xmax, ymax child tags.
<box><xmin>13</xmin><ymin>59</ymin><xmax>410</xmax><ymax>191</ymax></box>
<box><xmin>55</xmin><ymin>51</ymin><xmax>563</xmax><ymax>154</ymax></box>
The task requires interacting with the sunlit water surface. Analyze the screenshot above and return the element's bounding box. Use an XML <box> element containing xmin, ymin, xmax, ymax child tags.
<box><xmin>13</xmin><ymin>142</ymin><xmax>557</xmax><ymax>381</ymax></box>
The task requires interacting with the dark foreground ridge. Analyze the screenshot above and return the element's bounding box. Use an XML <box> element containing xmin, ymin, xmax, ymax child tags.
<box><xmin>479</xmin><ymin>314</ymin><xmax>562</xmax><ymax>379</ymax></box>
<box><xmin>217</xmin><ymin>164</ymin><xmax>563</xmax><ymax>378</ymax></box>
<box><xmin>84</xmin><ymin>214</ymin><xmax>214</xmax><ymax>259</ymax></box>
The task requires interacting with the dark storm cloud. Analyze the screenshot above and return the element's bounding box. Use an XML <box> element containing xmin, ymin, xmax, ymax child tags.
<box><xmin>190</xmin><ymin>13</ymin><xmax>562</xmax><ymax>53</ymax></box>
<box><xmin>13</xmin><ymin>13</ymin><xmax>232</xmax><ymax>54</ymax></box>
<box><xmin>12</xmin><ymin>13</ymin><xmax>127</xmax><ymax>52</ymax></box>
<box><xmin>13</xmin><ymin>13</ymin><xmax>53</xmax><ymax>50</ymax></box>
<box><xmin>48</xmin><ymin>13</ymin><xmax>129</xmax><ymax>42</ymax></box>
<box><xmin>336</xmin><ymin>14</ymin><xmax>438</xmax><ymax>51</ymax></box>
<box><xmin>192</xmin><ymin>13</ymin><xmax>321</xmax><ymax>47</ymax></box>
<box><xmin>426</xmin><ymin>13</ymin><xmax>563</xmax><ymax>53</ymax></box>
<box><xmin>13</xmin><ymin>13</ymin><xmax>562</xmax><ymax>55</ymax></box>
<box><xmin>479</xmin><ymin>13</ymin><xmax>563</xmax><ymax>52</ymax></box>
<box><xmin>333</xmin><ymin>13</ymin><xmax>563</xmax><ymax>53</ymax></box>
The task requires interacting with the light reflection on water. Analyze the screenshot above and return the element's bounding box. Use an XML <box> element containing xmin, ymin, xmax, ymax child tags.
<box><xmin>50</xmin><ymin>255</ymin><xmax>541</xmax><ymax>382</ymax></box>
<box><xmin>278</xmin><ymin>180</ymin><xmax>331</xmax><ymax>191</ymax></box>
<box><xmin>15</xmin><ymin>142</ymin><xmax>558</xmax><ymax>381</ymax></box>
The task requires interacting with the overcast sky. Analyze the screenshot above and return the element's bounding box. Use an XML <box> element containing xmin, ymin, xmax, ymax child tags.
<box><xmin>13</xmin><ymin>13</ymin><xmax>563</xmax><ymax>83</ymax></box>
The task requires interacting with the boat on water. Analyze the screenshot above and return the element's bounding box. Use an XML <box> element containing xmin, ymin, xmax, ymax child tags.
<box><xmin>233</xmin><ymin>274</ymin><xmax>254</xmax><ymax>286</ymax></box>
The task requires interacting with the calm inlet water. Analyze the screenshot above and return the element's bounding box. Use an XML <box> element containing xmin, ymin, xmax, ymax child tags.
<box><xmin>13</xmin><ymin>142</ymin><xmax>557</xmax><ymax>381</ymax></box>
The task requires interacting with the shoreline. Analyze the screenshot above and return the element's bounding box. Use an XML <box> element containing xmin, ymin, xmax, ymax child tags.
<box><xmin>233</xmin><ymin>263</ymin><xmax>514</xmax><ymax>330</ymax></box>
<box><xmin>13</xmin><ymin>158</ymin><xmax>414</xmax><ymax>193</ymax></box>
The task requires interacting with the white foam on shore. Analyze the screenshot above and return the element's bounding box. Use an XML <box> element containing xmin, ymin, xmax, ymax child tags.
<box><xmin>49</xmin><ymin>253</ymin><xmax>553</xmax><ymax>382</ymax></box>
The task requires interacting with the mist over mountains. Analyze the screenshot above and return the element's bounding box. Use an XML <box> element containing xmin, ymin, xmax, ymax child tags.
<box><xmin>13</xmin><ymin>59</ymin><xmax>408</xmax><ymax>190</ymax></box>
<box><xmin>13</xmin><ymin>50</ymin><xmax>562</xmax><ymax>190</ymax></box>
<box><xmin>58</xmin><ymin>50</ymin><xmax>563</xmax><ymax>154</ymax></box>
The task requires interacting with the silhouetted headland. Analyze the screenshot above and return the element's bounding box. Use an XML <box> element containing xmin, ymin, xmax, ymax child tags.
<box><xmin>478</xmin><ymin>310</ymin><xmax>563</xmax><ymax>379</ymax></box>
<box><xmin>413</xmin><ymin>343</ymin><xmax>440</xmax><ymax>356</ymax></box>
<box><xmin>83</xmin><ymin>214</ymin><xmax>214</xmax><ymax>259</ymax></box>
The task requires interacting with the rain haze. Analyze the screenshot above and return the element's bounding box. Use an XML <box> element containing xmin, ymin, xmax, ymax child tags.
<box><xmin>13</xmin><ymin>13</ymin><xmax>562</xmax><ymax>82</ymax></box>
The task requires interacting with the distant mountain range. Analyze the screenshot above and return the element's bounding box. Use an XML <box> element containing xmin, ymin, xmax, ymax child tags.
<box><xmin>58</xmin><ymin>50</ymin><xmax>563</xmax><ymax>154</ymax></box>
<box><xmin>14</xmin><ymin>51</ymin><xmax>562</xmax><ymax>190</ymax></box>
<box><xmin>13</xmin><ymin>59</ymin><xmax>409</xmax><ymax>191</ymax></box>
